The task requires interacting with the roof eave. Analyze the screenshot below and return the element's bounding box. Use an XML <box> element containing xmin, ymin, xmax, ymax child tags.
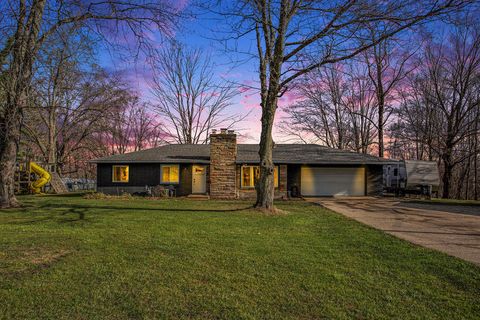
<box><xmin>236</xmin><ymin>160</ymin><xmax>399</xmax><ymax>165</ymax></box>
<box><xmin>91</xmin><ymin>160</ymin><xmax>398</xmax><ymax>165</ymax></box>
<box><xmin>91</xmin><ymin>160</ymin><xmax>211</xmax><ymax>164</ymax></box>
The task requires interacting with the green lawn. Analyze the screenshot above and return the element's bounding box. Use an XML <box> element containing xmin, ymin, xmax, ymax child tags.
<box><xmin>1</xmin><ymin>195</ymin><xmax>479</xmax><ymax>319</ymax></box>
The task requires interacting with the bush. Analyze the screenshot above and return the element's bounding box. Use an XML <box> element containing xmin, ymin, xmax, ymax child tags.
<box><xmin>151</xmin><ymin>185</ymin><xmax>168</xmax><ymax>198</ymax></box>
<box><xmin>83</xmin><ymin>192</ymin><xmax>135</xmax><ymax>200</ymax></box>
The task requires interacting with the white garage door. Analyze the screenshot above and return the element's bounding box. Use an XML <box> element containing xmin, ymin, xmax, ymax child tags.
<box><xmin>301</xmin><ymin>167</ymin><xmax>365</xmax><ymax>196</ymax></box>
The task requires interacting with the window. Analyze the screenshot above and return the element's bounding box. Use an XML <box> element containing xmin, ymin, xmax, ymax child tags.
<box><xmin>241</xmin><ymin>166</ymin><xmax>278</xmax><ymax>188</ymax></box>
<box><xmin>112</xmin><ymin>165</ymin><xmax>129</xmax><ymax>182</ymax></box>
<box><xmin>393</xmin><ymin>168</ymin><xmax>398</xmax><ymax>176</ymax></box>
<box><xmin>161</xmin><ymin>164</ymin><xmax>179</xmax><ymax>184</ymax></box>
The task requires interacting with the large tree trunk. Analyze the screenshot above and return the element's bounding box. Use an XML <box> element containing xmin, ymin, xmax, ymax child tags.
<box><xmin>374</xmin><ymin>52</ymin><xmax>385</xmax><ymax>158</ymax></box>
<box><xmin>475</xmin><ymin>141</ymin><xmax>479</xmax><ymax>201</ymax></box>
<box><xmin>377</xmin><ymin>95</ymin><xmax>385</xmax><ymax>158</ymax></box>
<box><xmin>0</xmin><ymin>105</ymin><xmax>22</xmax><ymax>208</ymax></box>
<box><xmin>474</xmin><ymin>119</ymin><xmax>479</xmax><ymax>201</ymax></box>
<box><xmin>255</xmin><ymin>96</ymin><xmax>277</xmax><ymax>210</ymax></box>
<box><xmin>253</xmin><ymin>0</ymin><xmax>288</xmax><ymax>211</ymax></box>
<box><xmin>0</xmin><ymin>0</ymin><xmax>46</xmax><ymax>208</ymax></box>
<box><xmin>475</xmin><ymin>151</ymin><xmax>478</xmax><ymax>201</ymax></box>
<box><xmin>47</xmin><ymin>106</ymin><xmax>56</xmax><ymax>165</ymax></box>
<box><xmin>442</xmin><ymin>150</ymin><xmax>454</xmax><ymax>199</ymax></box>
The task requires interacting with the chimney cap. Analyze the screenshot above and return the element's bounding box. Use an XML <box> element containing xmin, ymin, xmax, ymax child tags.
<box><xmin>211</xmin><ymin>128</ymin><xmax>236</xmax><ymax>135</ymax></box>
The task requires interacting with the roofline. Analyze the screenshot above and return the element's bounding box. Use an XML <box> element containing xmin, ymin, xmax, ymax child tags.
<box><xmin>90</xmin><ymin>159</ymin><xmax>398</xmax><ymax>165</ymax></box>
<box><xmin>237</xmin><ymin>161</ymin><xmax>399</xmax><ymax>165</ymax></box>
<box><xmin>90</xmin><ymin>160</ymin><xmax>210</xmax><ymax>164</ymax></box>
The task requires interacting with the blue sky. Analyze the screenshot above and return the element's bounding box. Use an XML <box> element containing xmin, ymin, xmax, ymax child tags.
<box><xmin>96</xmin><ymin>3</ymin><xmax>268</xmax><ymax>143</ymax></box>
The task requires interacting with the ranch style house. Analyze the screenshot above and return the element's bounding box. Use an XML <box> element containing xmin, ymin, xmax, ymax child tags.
<box><xmin>92</xmin><ymin>129</ymin><xmax>395</xmax><ymax>198</ymax></box>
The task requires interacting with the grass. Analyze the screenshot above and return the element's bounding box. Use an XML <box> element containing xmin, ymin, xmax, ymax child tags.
<box><xmin>0</xmin><ymin>195</ymin><xmax>479</xmax><ymax>320</ymax></box>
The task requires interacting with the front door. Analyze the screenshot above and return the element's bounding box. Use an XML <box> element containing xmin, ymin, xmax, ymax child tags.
<box><xmin>192</xmin><ymin>165</ymin><xmax>207</xmax><ymax>194</ymax></box>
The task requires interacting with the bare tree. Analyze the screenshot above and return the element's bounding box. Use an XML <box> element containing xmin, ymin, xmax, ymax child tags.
<box><xmin>22</xmin><ymin>30</ymin><xmax>92</xmax><ymax>166</ymax></box>
<box><xmin>389</xmin><ymin>80</ymin><xmax>440</xmax><ymax>161</ymax></box>
<box><xmin>343</xmin><ymin>62</ymin><xmax>378</xmax><ymax>154</ymax></box>
<box><xmin>150</xmin><ymin>43</ymin><xmax>243</xmax><ymax>144</ymax></box>
<box><xmin>364</xmin><ymin>34</ymin><xmax>417</xmax><ymax>157</ymax></box>
<box><xmin>280</xmin><ymin>61</ymin><xmax>378</xmax><ymax>153</ymax></box>
<box><xmin>129</xmin><ymin>104</ymin><xmax>165</xmax><ymax>151</ymax></box>
<box><xmin>23</xmin><ymin>64</ymin><xmax>130</xmax><ymax>171</ymax></box>
<box><xmin>101</xmin><ymin>99</ymin><xmax>165</xmax><ymax>154</ymax></box>
<box><xmin>0</xmin><ymin>0</ymin><xmax>179</xmax><ymax>207</ymax></box>
<box><xmin>391</xmin><ymin>26</ymin><xmax>480</xmax><ymax>198</ymax></box>
<box><xmin>102</xmin><ymin>98</ymin><xmax>136</xmax><ymax>155</ymax></box>
<box><xmin>218</xmin><ymin>0</ymin><xmax>471</xmax><ymax>210</ymax></box>
<box><xmin>280</xmin><ymin>64</ymin><xmax>351</xmax><ymax>147</ymax></box>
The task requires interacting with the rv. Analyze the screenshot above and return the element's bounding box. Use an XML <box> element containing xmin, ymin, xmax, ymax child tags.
<box><xmin>384</xmin><ymin>160</ymin><xmax>440</xmax><ymax>196</ymax></box>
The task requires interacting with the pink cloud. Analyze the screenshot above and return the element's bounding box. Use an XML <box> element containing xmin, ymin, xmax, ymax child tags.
<box><xmin>278</xmin><ymin>90</ymin><xmax>301</xmax><ymax>107</ymax></box>
<box><xmin>239</xmin><ymin>90</ymin><xmax>261</xmax><ymax>110</ymax></box>
<box><xmin>238</xmin><ymin>86</ymin><xmax>251</xmax><ymax>93</ymax></box>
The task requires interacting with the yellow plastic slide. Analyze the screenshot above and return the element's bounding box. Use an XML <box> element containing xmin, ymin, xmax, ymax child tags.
<box><xmin>29</xmin><ymin>162</ymin><xmax>51</xmax><ymax>194</ymax></box>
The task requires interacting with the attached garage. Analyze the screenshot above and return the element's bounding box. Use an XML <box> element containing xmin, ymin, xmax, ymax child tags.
<box><xmin>301</xmin><ymin>167</ymin><xmax>365</xmax><ymax>196</ymax></box>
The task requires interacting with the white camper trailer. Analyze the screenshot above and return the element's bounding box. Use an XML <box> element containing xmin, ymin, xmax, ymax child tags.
<box><xmin>384</xmin><ymin>160</ymin><xmax>440</xmax><ymax>196</ymax></box>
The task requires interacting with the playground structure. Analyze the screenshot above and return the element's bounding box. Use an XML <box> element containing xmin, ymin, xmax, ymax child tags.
<box><xmin>29</xmin><ymin>161</ymin><xmax>51</xmax><ymax>193</ymax></box>
<box><xmin>15</xmin><ymin>157</ymin><xmax>68</xmax><ymax>194</ymax></box>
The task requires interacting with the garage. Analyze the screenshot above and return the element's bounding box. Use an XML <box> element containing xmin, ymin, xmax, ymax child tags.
<box><xmin>301</xmin><ymin>167</ymin><xmax>365</xmax><ymax>196</ymax></box>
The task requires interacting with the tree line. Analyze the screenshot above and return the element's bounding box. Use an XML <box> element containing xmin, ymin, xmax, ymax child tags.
<box><xmin>17</xmin><ymin>39</ymin><xmax>243</xmax><ymax>180</ymax></box>
<box><xmin>279</xmin><ymin>21</ymin><xmax>479</xmax><ymax>200</ymax></box>
<box><xmin>0</xmin><ymin>1</ymin><xmax>242</xmax><ymax>208</ymax></box>
<box><xmin>0</xmin><ymin>0</ymin><xmax>179</xmax><ymax>207</ymax></box>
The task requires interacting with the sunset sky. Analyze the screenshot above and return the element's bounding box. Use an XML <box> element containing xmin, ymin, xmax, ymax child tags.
<box><xmin>95</xmin><ymin>1</ymin><xmax>465</xmax><ymax>144</ymax></box>
<box><xmin>97</xmin><ymin>2</ymin><xmax>297</xmax><ymax>143</ymax></box>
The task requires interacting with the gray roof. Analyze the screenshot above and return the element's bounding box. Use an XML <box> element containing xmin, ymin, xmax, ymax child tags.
<box><xmin>92</xmin><ymin>144</ymin><xmax>397</xmax><ymax>165</ymax></box>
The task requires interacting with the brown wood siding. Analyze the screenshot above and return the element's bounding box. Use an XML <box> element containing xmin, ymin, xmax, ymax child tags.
<box><xmin>177</xmin><ymin>164</ymin><xmax>192</xmax><ymax>196</ymax></box>
<box><xmin>366</xmin><ymin>164</ymin><xmax>384</xmax><ymax>196</ymax></box>
<box><xmin>287</xmin><ymin>165</ymin><xmax>301</xmax><ymax>196</ymax></box>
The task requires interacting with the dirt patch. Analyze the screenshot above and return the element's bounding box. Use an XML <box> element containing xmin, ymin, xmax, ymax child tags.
<box><xmin>254</xmin><ymin>206</ymin><xmax>289</xmax><ymax>215</ymax></box>
<box><xmin>20</xmin><ymin>247</ymin><xmax>70</xmax><ymax>266</ymax></box>
<box><xmin>1</xmin><ymin>246</ymin><xmax>71</xmax><ymax>277</ymax></box>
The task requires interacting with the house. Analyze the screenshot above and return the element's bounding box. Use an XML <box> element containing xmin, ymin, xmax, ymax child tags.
<box><xmin>91</xmin><ymin>129</ymin><xmax>396</xmax><ymax>198</ymax></box>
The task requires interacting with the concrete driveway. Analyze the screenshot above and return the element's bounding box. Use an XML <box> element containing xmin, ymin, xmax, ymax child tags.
<box><xmin>307</xmin><ymin>198</ymin><xmax>480</xmax><ymax>266</ymax></box>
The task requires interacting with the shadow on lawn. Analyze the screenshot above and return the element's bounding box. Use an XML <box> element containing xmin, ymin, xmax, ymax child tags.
<box><xmin>6</xmin><ymin>206</ymin><xmax>89</xmax><ymax>225</ymax></box>
<box><xmin>40</xmin><ymin>203</ymin><xmax>254</xmax><ymax>213</ymax></box>
<box><xmin>4</xmin><ymin>203</ymin><xmax>254</xmax><ymax>225</ymax></box>
<box><xmin>59</xmin><ymin>206</ymin><xmax>87</xmax><ymax>222</ymax></box>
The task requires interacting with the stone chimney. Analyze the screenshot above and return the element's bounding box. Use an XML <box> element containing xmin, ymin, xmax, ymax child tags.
<box><xmin>209</xmin><ymin>128</ymin><xmax>237</xmax><ymax>199</ymax></box>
